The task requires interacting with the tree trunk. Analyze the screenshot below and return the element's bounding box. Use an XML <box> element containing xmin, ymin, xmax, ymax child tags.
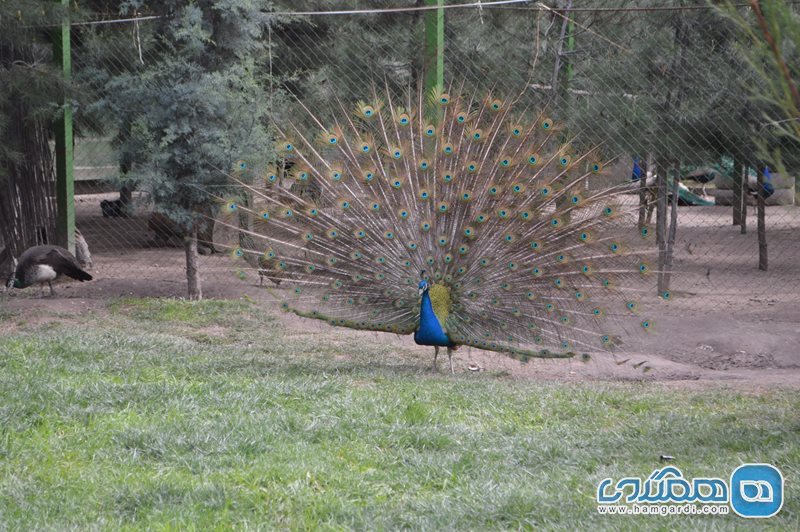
<box><xmin>118</xmin><ymin>118</ymin><xmax>134</xmax><ymax>213</ymax></box>
<box><xmin>0</xmin><ymin>77</ymin><xmax>57</xmax><ymax>257</ymax></box>
<box><xmin>120</xmin><ymin>186</ymin><xmax>133</xmax><ymax>208</ymax></box>
<box><xmin>410</xmin><ymin>0</ymin><xmax>424</xmax><ymax>88</ymax></box>
<box><xmin>185</xmin><ymin>224</ymin><xmax>202</xmax><ymax>300</ymax></box>
<box><xmin>550</xmin><ymin>0</ymin><xmax>574</xmax><ymax>105</ymax></box>
<box><xmin>549</xmin><ymin>1</ymin><xmax>575</xmax><ymax>223</ymax></box>
<box><xmin>656</xmin><ymin>163</ymin><xmax>669</xmax><ymax>294</ymax></box>
<box><xmin>0</xmin><ymin>245</ymin><xmax>12</xmax><ymax>278</ymax></box>
<box><xmin>662</xmin><ymin>176</ymin><xmax>680</xmax><ymax>294</ymax></box>
<box><xmin>757</xmin><ymin>169</ymin><xmax>768</xmax><ymax>271</ymax></box>
<box><xmin>732</xmin><ymin>155</ymin><xmax>743</xmax><ymax>228</ymax></box>
<box><xmin>637</xmin><ymin>159</ymin><xmax>649</xmax><ymax>230</ymax></box>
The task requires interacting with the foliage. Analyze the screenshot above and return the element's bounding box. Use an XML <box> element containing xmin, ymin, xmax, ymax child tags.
<box><xmin>727</xmin><ymin>0</ymin><xmax>800</xmax><ymax>172</ymax></box>
<box><xmin>104</xmin><ymin>58</ymin><xmax>270</xmax><ymax>224</ymax></box>
<box><xmin>0</xmin><ymin>2</ymin><xmax>66</xmax><ymax>158</ymax></box>
<box><xmin>265</xmin><ymin>0</ymin><xmax>424</xmax><ymax>128</ymax></box>
<box><xmin>262</xmin><ymin>1</ymin><xmax>774</xmax><ymax>174</ymax></box>
<box><xmin>90</xmin><ymin>1</ymin><xmax>273</xmax><ymax>226</ymax></box>
<box><xmin>557</xmin><ymin>1</ymin><xmax>764</xmax><ymax>169</ymax></box>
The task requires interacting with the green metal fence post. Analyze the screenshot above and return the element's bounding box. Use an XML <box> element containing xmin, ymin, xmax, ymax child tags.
<box><xmin>53</xmin><ymin>0</ymin><xmax>75</xmax><ymax>253</ymax></box>
<box><xmin>424</xmin><ymin>0</ymin><xmax>444</xmax><ymax>95</ymax></box>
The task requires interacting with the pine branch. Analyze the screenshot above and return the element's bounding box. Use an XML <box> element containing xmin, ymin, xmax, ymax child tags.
<box><xmin>749</xmin><ymin>0</ymin><xmax>800</xmax><ymax>113</ymax></box>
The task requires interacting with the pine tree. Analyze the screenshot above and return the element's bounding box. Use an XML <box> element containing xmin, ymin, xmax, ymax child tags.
<box><xmin>731</xmin><ymin>0</ymin><xmax>800</xmax><ymax>154</ymax></box>
<box><xmin>97</xmin><ymin>1</ymin><xmax>273</xmax><ymax>299</ymax></box>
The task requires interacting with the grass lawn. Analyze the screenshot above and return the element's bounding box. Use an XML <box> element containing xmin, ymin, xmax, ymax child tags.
<box><xmin>0</xmin><ymin>298</ymin><xmax>797</xmax><ymax>530</ymax></box>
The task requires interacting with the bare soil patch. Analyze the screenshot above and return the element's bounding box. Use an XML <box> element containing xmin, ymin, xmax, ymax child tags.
<box><xmin>2</xmin><ymin>198</ymin><xmax>798</xmax><ymax>389</ymax></box>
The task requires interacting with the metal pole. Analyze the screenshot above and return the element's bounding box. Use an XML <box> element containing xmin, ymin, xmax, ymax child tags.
<box><xmin>53</xmin><ymin>0</ymin><xmax>75</xmax><ymax>253</ymax></box>
<box><xmin>424</xmin><ymin>0</ymin><xmax>444</xmax><ymax>94</ymax></box>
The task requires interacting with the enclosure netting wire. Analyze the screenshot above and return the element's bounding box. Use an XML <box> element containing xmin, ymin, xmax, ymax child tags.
<box><xmin>34</xmin><ymin>2</ymin><xmax>796</xmax><ymax>306</ymax></box>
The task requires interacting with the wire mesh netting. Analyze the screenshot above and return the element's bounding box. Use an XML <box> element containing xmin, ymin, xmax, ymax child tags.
<box><xmin>3</xmin><ymin>1</ymin><xmax>798</xmax><ymax>307</ymax></box>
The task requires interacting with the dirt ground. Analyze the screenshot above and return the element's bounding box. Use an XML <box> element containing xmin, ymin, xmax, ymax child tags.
<box><xmin>2</xmin><ymin>194</ymin><xmax>798</xmax><ymax>389</ymax></box>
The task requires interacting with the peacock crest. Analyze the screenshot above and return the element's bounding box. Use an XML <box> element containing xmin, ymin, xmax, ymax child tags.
<box><xmin>214</xmin><ymin>82</ymin><xmax>659</xmax><ymax>363</ymax></box>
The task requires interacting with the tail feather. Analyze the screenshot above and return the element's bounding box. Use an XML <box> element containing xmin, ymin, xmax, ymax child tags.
<box><xmin>44</xmin><ymin>247</ymin><xmax>93</xmax><ymax>282</ymax></box>
<box><xmin>72</xmin><ymin>269</ymin><xmax>93</xmax><ymax>282</ymax></box>
<box><xmin>213</xmin><ymin>82</ymin><xmax>660</xmax><ymax>358</ymax></box>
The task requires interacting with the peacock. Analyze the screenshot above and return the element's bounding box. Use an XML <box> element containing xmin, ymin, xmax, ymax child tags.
<box><xmin>748</xmin><ymin>166</ymin><xmax>776</xmax><ymax>211</ymax></box>
<box><xmin>214</xmin><ymin>83</ymin><xmax>660</xmax><ymax>372</ymax></box>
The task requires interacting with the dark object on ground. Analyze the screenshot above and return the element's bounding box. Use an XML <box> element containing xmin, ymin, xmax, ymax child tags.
<box><xmin>100</xmin><ymin>199</ymin><xmax>128</xmax><ymax>217</ymax></box>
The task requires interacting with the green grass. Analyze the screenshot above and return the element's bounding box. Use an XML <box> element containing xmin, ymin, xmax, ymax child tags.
<box><xmin>0</xmin><ymin>298</ymin><xmax>797</xmax><ymax>530</ymax></box>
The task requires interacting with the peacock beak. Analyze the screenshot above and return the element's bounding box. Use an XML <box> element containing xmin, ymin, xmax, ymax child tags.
<box><xmin>418</xmin><ymin>287</ymin><xmax>425</xmax><ymax>296</ymax></box>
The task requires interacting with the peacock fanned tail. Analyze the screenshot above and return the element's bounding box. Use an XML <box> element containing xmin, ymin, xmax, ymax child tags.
<box><xmin>216</xmin><ymin>82</ymin><xmax>659</xmax><ymax>361</ymax></box>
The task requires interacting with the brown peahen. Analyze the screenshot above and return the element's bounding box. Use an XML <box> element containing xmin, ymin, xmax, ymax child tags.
<box><xmin>215</xmin><ymin>83</ymin><xmax>661</xmax><ymax>372</ymax></box>
<box><xmin>6</xmin><ymin>245</ymin><xmax>93</xmax><ymax>296</ymax></box>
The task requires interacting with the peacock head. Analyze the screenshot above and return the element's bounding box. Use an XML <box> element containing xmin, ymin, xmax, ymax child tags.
<box><xmin>418</xmin><ymin>279</ymin><xmax>430</xmax><ymax>296</ymax></box>
<box><xmin>418</xmin><ymin>270</ymin><xmax>430</xmax><ymax>296</ymax></box>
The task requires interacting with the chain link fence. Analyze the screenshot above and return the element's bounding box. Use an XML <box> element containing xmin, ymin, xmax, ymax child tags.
<box><xmin>4</xmin><ymin>1</ymin><xmax>797</xmax><ymax>306</ymax></box>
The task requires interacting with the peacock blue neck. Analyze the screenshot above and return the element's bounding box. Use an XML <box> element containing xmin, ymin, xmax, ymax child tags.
<box><xmin>414</xmin><ymin>289</ymin><xmax>454</xmax><ymax>347</ymax></box>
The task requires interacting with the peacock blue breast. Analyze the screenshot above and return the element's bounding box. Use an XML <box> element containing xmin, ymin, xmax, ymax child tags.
<box><xmin>414</xmin><ymin>290</ymin><xmax>454</xmax><ymax>347</ymax></box>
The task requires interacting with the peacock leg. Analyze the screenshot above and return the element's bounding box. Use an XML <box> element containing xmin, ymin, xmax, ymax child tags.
<box><xmin>447</xmin><ymin>347</ymin><xmax>454</xmax><ymax>374</ymax></box>
<box><xmin>433</xmin><ymin>346</ymin><xmax>440</xmax><ymax>372</ymax></box>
